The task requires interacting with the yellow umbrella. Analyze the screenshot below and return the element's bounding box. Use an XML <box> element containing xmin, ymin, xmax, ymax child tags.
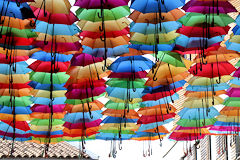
<box><xmin>36</xmin><ymin>34</ymin><xmax>80</xmax><ymax>43</ymax></box>
<box><xmin>183</xmin><ymin>97</ymin><xmax>224</xmax><ymax>108</ymax></box>
<box><xmin>147</xmin><ymin>63</ymin><xmax>188</xmax><ymax>79</ymax></box>
<box><xmin>100</xmin><ymin>123</ymin><xmax>139</xmax><ymax>131</ymax></box>
<box><xmin>31</xmin><ymin>90</ymin><xmax>66</xmax><ymax>98</ymax></box>
<box><xmin>29</xmin><ymin>0</ymin><xmax>71</xmax><ymax>14</ymax></box>
<box><xmin>0</xmin><ymin>74</ymin><xmax>30</xmax><ymax>83</ymax></box>
<box><xmin>67</xmin><ymin>60</ymin><xmax>112</xmax><ymax>79</ymax></box>
<box><xmin>131</xmin><ymin>31</ymin><xmax>179</xmax><ymax>45</ymax></box>
<box><xmin>216</xmin><ymin>115</ymin><xmax>240</xmax><ymax>122</ymax></box>
<box><xmin>31</xmin><ymin>124</ymin><xmax>64</xmax><ymax>131</ymax></box>
<box><xmin>188</xmin><ymin>76</ymin><xmax>233</xmax><ymax>86</ymax></box>
<box><xmin>107</xmin><ymin>96</ymin><xmax>142</xmax><ymax>104</ymax></box>
<box><xmin>82</xmin><ymin>36</ymin><xmax>129</xmax><ymax>48</ymax></box>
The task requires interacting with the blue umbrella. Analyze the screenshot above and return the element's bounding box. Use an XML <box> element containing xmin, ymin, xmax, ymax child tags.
<box><xmin>143</xmin><ymin>81</ymin><xmax>186</xmax><ymax>94</ymax></box>
<box><xmin>140</xmin><ymin>93</ymin><xmax>179</xmax><ymax>107</ymax></box>
<box><xmin>178</xmin><ymin>107</ymin><xmax>219</xmax><ymax>119</ymax></box>
<box><xmin>225</xmin><ymin>41</ymin><xmax>240</xmax><ymax>52</ymax></box>
<box><xmin>0</xmin><ymin>61</ymin><xmax>31</xmax><ymax>74</ymax></box>
<box><xmin>130</xmin><ymin>21</ymin><xmax>182</xmax><ymax>34</ymax></box>
<box><xmin>0</xmin><ymin>1</ymin><xmax>35</xmax><ymax>19</ymax></box>
<box><xmin>83</xmin><ymin>45</ymin><xmax>129</xmax><ymax>58</ymax></box>
<box><xmin>186</xmin><ymin>83</ymin><xmax>230</xmax><ymax>92</ymax></box>
<box><xmin>29</xmin><ymin>81</ymin><xmax>66</xmax><ymax>90</ymax></box>
<box><xmin>31</xmin><ymin>130</ymin><xmax>63</xmax><ymax>136</ymax></box>
<box><xmin>131</xmin><ymin>0</ymin><xmax>185</xmax><ymax>13</ymax></box>
<box><xmin>63</xmin><ymin>111</ymin><xmax>102</xmax><ymax>123</ymax></box>
<box><xmin>106</xmin><ymin>87</ymin><xmax>144</xmax><ymax>100</ymax></box>
<box><xmin>232</xmin><ymin>25</ymin><xmax>240</xmax><ymax>35</ymax></box>
<box><xmin>230</xmin><ymin>78</ymin><xmax>240</xmax><ymax>85</ymax></box>
<box><xmin>108</xmin><ymin>56</ymin><xmax>153</xmax><ymax>73</ymax></box>
<box><xmin>31</xmin><ymin>97</ymin><xmax>67</xmax><ymax>105</ymax></box>
<box><xmin>213</xmin><ymin>121</ymin><xmax>240</xmax><ymax>127</ymax></box>
<box><xmin>96</xmin><ymin>133</ymin><xmax>132</xmax><ymax>140</ymax></box>
<box><xmin>0</xmin><ymin>106</ymin><xmax>31</xmax><ymax>115</ymax></box>
<box><xmin>102</xmin><ymin>117</ymin><xmax>138</xmax><ymax>124</ymax></box>
<box><xmin>0</xmin><ymin>122</ymin><xmax>31</xmax><ymax>134</ymax></box>
<box><xmin>137</xmin><ymin>119</ymin><xmax>174</xmax><ymax>132</ymax></box>
<box><xmin>176</xmin><ymin>35</ymin><xmax>223</xmax><ymax>48</ymax></box>
<box><xmin>34</xmin><ymin>20</ymin><xmax>80</xmax><ymax>35</ymax></box>
<box><xmin>129</xmin><ymin>43</ymin><xmax>174</xmax><ymax>51</ymax></box>
<box><xmin>31</xmin><ymin>51</ymin><xmax>73</xmax><ymax>62</ymax></box>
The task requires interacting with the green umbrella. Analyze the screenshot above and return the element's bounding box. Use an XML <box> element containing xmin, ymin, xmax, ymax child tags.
<box><xmin>30</xmin><ymin>71</ymin><xmax>70</xmax><ymax>84</ymax></box>
<box><xmin>177</xmin><ymin>118</ymin><xmax>217</xmax><ymax>127</ymax></box>
<box><xmin>0</xmin><ymin>96</ymin><xmax>32</xmax><ymax>107</ymax></box>
<box><xmin>106</xmin><ymin>78</ymin><xmax>146</xmax><ymax>88</ymax></box>
<box><xmin>65</xmin><ymin>93</ymin><xmax>105</xmax><ymax>105</ymax></box>
<box><xmin>105</xmin><ymin>100</ymin><xmax>140</xmax><ymax>110</ymax></box>
<box><xmin>155</xmin><ymin>51</ymin><xmax>186</xmax><ymax>67</ymax></box>
<box><xmin>179</xmin><ymin>12</ymin><xmax>234</xmax><ymax>27</ymax></box>
<box><xmin>0</xmin><ymin>27</ymin><xmax>37</xmax><ymax>38</ymax></box>
<box><xmin>223</xmin><ymin>97</ymin><xmax>240</xmax><ymax>107</ymax></box>
<box><xmin>235</xmin><ymin>60</ymin><xmax>240</xmax><ymax>67</ymax></box>
<box><xmin>30</xmin><ymin>119</ymin><xmax>64</xmax><ymax>126</ymax></box>
<box><xmin>76</xmin><ymin>5</ymin><xmax>130</xmax><ymax>22</ymax></box>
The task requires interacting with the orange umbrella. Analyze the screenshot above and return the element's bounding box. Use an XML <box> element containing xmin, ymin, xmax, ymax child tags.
<box><xmin>102</xmin><ymin>109</ymin><xmax>140</xmax><ymax>119</ymax></box>
<box><xmin>184</xmin><ymin>90</ymin><xmax>227</xmax><ymax>98</ymax></box>
<box><xmin>138</xmin><ymin>105</ymin><xmax>176</xmax><ymax>115</ymax></box>
<box><xmin>30</xmin><ymin>112</ymin><xmax>65</xmax><ymax>119</ymax></box>
<box><xmin>129</xmin><ymin>9</ymin><xmax>185</xmax><ymax>23</ymax></box>
<box><xmin>145</xmin><ymin>71</ymin><xmax>189</xmax><ymax>86</ymax></box>
<box><xmin>64</xmin><ymin>100</ymin><xmax>104</xmax><ymax>113</ymax></box>
<box><xmin>0</xmin><ymin>88</ymin><xmax>32</xmax><ymax>97</ymax></box>
<box><xmin>82</xmin><ymin>36</ymin><xmax>129</xmax><ymax>48</ymax></box>
<box><xmin>0</xmin><ymin>16</ymin><xmax>34</xmax><ymax>29</ymax></box>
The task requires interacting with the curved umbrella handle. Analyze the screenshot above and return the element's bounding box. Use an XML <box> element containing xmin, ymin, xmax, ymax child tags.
<box><xmin>216</xmin><ymin>76</ymin><xmax>221</xmax><ymax>84</ymax></box>
<box><xmin>29</xmin><ymin>20</ymin><xmax>36</xmax><ymax>27</ymax></box>
<box><xmin>15</xmin><ymin>1</ymin><xmax>20</xmax><ymax>7</ymax></box>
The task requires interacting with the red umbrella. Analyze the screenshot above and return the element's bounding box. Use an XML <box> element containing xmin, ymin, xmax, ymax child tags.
<box><xmin>142</xmin><ymin>87</ymin><xmax>182</xmax><ymax>101</ymax></box>
<box><xmin>31</xmin><ymin>6</ymin><xmax>78</xmax><ymax>25</ymax></box>
<box><xmin>65</xmin><ymin>79</ymin><xmax>106</xmax><ymax>89</ymax></box>
<box><xmin>137</xmin><ymin>113</ymin><xmax>176</xmax><ymax>124</ymax></box>
<box><xmin>1</xmin><ymin>121</ymin><xmax>30</xmax><ymax>132</ymax></box>
<box><xmin>189</xmin><ymin>62</ymin><xmax>236</xmax><ymax>78</ymax></box>
<box><xmin>109</xmin><ymin>71</ymin><xmax>147</xmax><ymax>78</ymax></box>
<box><xmin>80</xmin><ymin>27</ymin><xmax>129</xmax><ymax>38</ymax></box>
<box><xmin>28</xmin><ymin>61</ymin><xmax>70</xmax><ymax>73</ymax></box>
<box><xmin>70</xmin><ymin>53</ymin><xmax>103</xmax><ymax>67</ymax></box>
<box><xmin>177</xmin><ymin>25</ymin><xmax>230</xmax><ymax>38</ymax></box>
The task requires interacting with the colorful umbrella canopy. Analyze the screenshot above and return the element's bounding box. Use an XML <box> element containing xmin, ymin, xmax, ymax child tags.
<box><xmin>0</xmin><ymin>0</ymin><xmax>37</xmax><ymax>155</ymax></box>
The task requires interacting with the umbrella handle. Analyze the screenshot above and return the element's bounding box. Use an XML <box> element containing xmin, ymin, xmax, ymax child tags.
<box><xmin>216</xmin><ymin>76</ymin><xmax>221</xmax><ymax>84</ymax></box>
<box><xmin>15</xmin><ymin>1</ymin><xmax>20</xmax><ymax>7</ymax></box>
<box><xmin>99</xmin><ymin>25</ymin><xmax>104</xmax><ymax>32</ymax></box>
<box><xmin>30</xmin><ymin>20</ymin><xmax>36</xmax><ymax>27</ymax></box>
<box><xmin>153</xmin><ymin>75</ymin><xmax>158</xmax><ymax>81</ymax></box>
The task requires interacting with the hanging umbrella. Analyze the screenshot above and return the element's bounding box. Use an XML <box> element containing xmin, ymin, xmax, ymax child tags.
<box><xmin>131</xmin><ymin>0</ymin><xmax>186</xmax><ymax>13</ymax></box>
<box><xmin>74</xmin><ymin>0</ymin><xmax>130</xmax><ymax>9</ymax></box>
<box><xmin>29</xmin><ymin>0</ymin><xmax>71</xmax><ymax>14</ymax></box>
<box><xmin>76</xmin><ymin>6</ymin><xmax>130</xmax><ymax>22</ymax></box>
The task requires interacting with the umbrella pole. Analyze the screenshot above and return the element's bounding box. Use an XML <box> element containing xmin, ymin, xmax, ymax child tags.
<box><xmin>162</xmin><ymin>141</ymin><xmax>178</xmax><ymax>158</ymax></box>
